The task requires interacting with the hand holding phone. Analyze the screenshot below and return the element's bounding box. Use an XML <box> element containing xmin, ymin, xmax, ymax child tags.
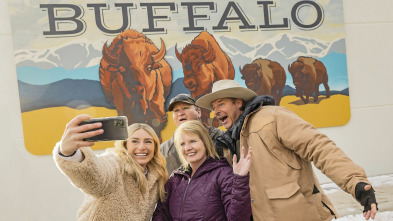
<box><xmin>59</xmin><ymin>114</ymin><xmax>103</xmax><ymax>156</ymax></box>
<box><xmin>59</xmin><ymin>115</ymin><xmax>128</xmax><ymax>156</ymax></box>
<box><xmin>79</xmin><ymin>116</ymin><xmax>128</xmax><ymax>142</ymax></box>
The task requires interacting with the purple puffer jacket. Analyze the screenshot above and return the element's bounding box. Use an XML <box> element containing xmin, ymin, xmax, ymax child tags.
<box><xmin>153</xmin><ymin>157</ymin><xmax>251</xmax><ymax>221</ymax></box>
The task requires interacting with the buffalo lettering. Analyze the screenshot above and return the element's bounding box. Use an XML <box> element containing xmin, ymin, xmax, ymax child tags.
<box><xmin>41</xmin><ymin>1</ymin><xmax>325</xmax><ymax>37</ymax></box>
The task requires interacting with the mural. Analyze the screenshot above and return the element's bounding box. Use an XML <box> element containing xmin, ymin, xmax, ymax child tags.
<box><xmin>8</xmin><ymin>0</ymin><xmax>350</xmax><ymax>155</ymax></box>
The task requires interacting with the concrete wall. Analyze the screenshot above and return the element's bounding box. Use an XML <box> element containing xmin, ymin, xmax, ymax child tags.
<box><xmin>0</xmin><ymin>0</ymin><xmax>392</xmax><ymax>220</ymax></box>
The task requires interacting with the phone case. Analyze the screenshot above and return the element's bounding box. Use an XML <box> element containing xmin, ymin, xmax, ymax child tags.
<box><xmin>79</xmin><ymin>116</ymin><xmax>128</xmax><ymax>141</ymax></box>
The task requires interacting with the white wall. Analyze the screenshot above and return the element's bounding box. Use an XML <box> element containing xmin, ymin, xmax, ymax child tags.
<box><xmin>315</xmin><ymin>0</ymin><xmax>393</xmax><ymax>183</ymax></box>
<box><xmin>0</xmin><ymin>0</ymin><xmax>392</xmax><ymax>220</ymax></box>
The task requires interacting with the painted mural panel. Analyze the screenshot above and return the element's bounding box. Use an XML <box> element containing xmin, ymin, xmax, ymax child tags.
<box><xmin>8</xmin><ymin>0</ymin><xmax>350</xmax><ymax>155</ymax></box>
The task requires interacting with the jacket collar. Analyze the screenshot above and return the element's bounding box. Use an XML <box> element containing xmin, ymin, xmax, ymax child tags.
<box><xmin>173</xmin><ymin>157</ymin><xmax>228</xmax><ymax>179</ymax></box>
<box><xmin>214</xmin><ymin>95</ymin><xmax>275</xmax><ymax>155</ymax></box>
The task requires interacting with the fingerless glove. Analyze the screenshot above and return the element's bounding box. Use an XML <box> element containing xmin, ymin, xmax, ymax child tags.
<box><xmin>355</xmin><ymin>182</ymin><xmax>378</xmax><ymax>213</ymax></box>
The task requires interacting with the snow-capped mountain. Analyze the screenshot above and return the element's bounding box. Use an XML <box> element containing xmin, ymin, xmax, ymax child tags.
<box><xmin>14</xmin><ymin>33</ymin><xmax>345</xmax><ymax>73</ymax></box>
<box><xmin>14</xmin><ymin>39</ymin><xmax>106</xmax><ymax>70</ymax></box>
<box><xmin>218</xmin><ymin>33</ymin><xmax>345</xmax><ymax>70</ymax></box>
<box><xmin>164</xmin><ymin>33</ymin><xmax>345</xmax><ymax>72</ymax></box>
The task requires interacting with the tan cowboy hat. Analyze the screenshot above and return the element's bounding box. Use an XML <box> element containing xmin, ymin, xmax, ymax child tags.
<box><xmin>196</xmin><ymin>79</ymin><xmax>257</xmax><ymax>110</ymax></box>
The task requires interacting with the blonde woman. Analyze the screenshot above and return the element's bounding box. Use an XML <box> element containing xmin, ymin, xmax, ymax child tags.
<box><xmin>53</xmin><ymin>114</ymin><xmax>168</xmax><ymax>220</ymax></box>
<box><xmin>153</xmin><ymin>120</ymin><xmax>252</xmax><ymax>220</ymax></box>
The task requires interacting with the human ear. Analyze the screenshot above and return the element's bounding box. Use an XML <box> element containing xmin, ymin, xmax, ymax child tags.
<box><xmin>235</xmin><ymin>98</ymin><xmax>243</xmax><ymax>108</ymax></box>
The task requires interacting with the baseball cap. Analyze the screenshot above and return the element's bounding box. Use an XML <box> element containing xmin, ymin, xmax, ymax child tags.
<box><xmin>168</xmin><ymin>94</ymin><xmax>196</xmax><ymax>111</ymax></box>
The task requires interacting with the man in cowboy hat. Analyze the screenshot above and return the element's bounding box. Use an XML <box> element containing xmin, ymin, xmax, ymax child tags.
<box><xmin>196</xmin><ymin>79</ymin><xmax>378</xmax><ymax>221</ymax></box>
<box><xmin>161</xmin><ymin>93</ymin><xmax>230</xmax><ymax>174</ymax></box>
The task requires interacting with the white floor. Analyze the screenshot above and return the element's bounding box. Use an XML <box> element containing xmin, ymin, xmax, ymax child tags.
<box><xmin>322</xmin><ymin>174</ymin><xmax>393</xmax><ymax>220</ymax></box>
<box><xmin>321</xmin><ymin>174</ymin><xmax>393</xmax><ymax>194</ymax></box>
<box><xmin>337</xmin><ymin>211</ymin><xmax>393</xmax><ymax>221</ymax></box>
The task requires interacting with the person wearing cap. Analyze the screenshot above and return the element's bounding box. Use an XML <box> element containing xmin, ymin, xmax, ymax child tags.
<box><xmin>161</xmin><ymin>93</ymin><xmax>230</xmax><ymax>174</ymax></box>
<box><xmin>196</xmin><ymin>79</ymin><xmax>378</xmax><ymax>221</ymax></box>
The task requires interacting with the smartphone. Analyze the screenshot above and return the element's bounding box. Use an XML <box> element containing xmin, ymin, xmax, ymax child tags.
<box><xmin>79</xmin><ymin>116</ymin><xmax>128</xmax><ymax>141</ymax></box>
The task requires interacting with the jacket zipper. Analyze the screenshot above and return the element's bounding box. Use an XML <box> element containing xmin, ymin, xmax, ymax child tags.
<box><xmin>322</xmin><ymin>201</ymin><xmax>336</xmax><ymax>218</ymax></box>
<box><xmin>180</xmin><ymin>178</ymin><xmax>191</xmax><ymax>221</ymax></box>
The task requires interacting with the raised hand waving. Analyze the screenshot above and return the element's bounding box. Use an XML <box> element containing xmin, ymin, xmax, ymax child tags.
<box><xmin>233</xmin><ymin>146</ymin><xmax>252</xmax><ymax>176</ymax></box>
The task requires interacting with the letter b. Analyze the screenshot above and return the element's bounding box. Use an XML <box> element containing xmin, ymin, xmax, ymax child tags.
<box><xmin>41</xmin><ymin>4</ymin><xmax>85</xmax><ymax>36</ymax></box>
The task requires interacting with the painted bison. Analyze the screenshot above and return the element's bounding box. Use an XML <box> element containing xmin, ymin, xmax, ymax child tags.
<box><xmin>240</xmin><ymin>59</ymin><xmax>286</xmax><ymax>105</ymax></box>
<box><xmin>175</xmin><ymin>31</ymin><xmax>235</xmax><ymax>126</ymax></box>
<box><xmin>99</xmin><ymin>29</ymin><xmax>172</xmax><ymax>138</ymax></box>
<box><xmin>288</xmin><ymin>56</ymin><xmax>330</xmax><ymax>104</ymax></box>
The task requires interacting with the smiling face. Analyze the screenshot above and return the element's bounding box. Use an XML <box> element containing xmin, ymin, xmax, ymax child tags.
<box><xmin>179</xmin><ymin>132</ymin><xmax>207</xmax><ymax>171</ymax></box>
<box><xmin>126</xmin><ymin>129</ymin><xmax>155</xmax><ymax>170</ymax></box>
<box><xmin>212</xmin><ymin>98</ymin><xmax>243</xmax><ymax>129</ymax></box>
<box><xmin>172</xmin><ymin>103</ymin><xmax>201</xmax><ymax>127</ymax></box>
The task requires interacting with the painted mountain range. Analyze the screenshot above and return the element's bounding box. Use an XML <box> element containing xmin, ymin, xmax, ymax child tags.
<box><xmin>15</xmin><ymin>33</ymin><xmax>345</xmax><ymax>72</ymax></box>
<box><xmin>18</xmin><ymin>78</ymin><xmax>348</xmax><ymax>112</ymax></box>
<box><xmin>15</xmin><ymin>33</ymin><xmax>349</xmax><ymax>112</ymax></box>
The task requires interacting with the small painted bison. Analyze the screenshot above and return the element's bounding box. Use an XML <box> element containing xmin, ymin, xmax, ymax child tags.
<box><xmin>240</xmin><ymin>59</ymin><xmax>286</xmax><ymax>105</ymax></box>
<box><xmin>288</xmin><ymin>57</ymin><xmax>330</xmax><ymax>104</ymax></box>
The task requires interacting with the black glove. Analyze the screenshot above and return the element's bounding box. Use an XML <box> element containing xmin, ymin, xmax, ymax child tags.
<box><xmin>355</xmin><ymin>182</ymin><xmax>378</xmax><ymax>213</ymax></box>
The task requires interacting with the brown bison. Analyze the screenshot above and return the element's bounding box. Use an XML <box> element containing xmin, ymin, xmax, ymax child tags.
<box><xmin>99</xmin><ymin>29</ymin><xmax>172</xmax><ymax>138</ymax></box>
<box><xmin>288</xmin><ymin>56</ymin><xmax>330</xmax><ymax>104</ymax></box>
<box><xmin>175</xmin><ymin>31</ymin><xmax>235</xmax><ymax>126</ymax></box>
<box><xmin>240</xmin><ymin>59</ymin><xmax>286</xmax><ymax>105</ymax></box>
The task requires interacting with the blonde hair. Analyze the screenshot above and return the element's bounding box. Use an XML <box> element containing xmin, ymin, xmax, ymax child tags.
<box><xmin>174</xmin><ymin>120</ymin><xmax>219</xmax><ymax>167</ymax></box>
<box><xmin>112</xmin><ymin>123</ymin><xmax>168</xmax><ymax>201</ymax></box>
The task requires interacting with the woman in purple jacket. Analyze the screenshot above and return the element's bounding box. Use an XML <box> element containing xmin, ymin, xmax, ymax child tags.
<box><xmin>153</xmin><ymin>120</ymin><xmax>252</xmax><ymax>221</ymax></box>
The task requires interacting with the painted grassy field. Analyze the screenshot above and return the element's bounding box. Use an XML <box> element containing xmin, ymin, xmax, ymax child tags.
<box><xmin>21</xmin><ymin>107</ymin><xmax>118</xmax><ymax>155</ymax></box>
<box><xmin>280</xmin><ymin>94</ymin><xmax>350</xmax><ymax>128</ymax></box>
<box><xmin>21</xmin><ymin>94</ymin><xmax>350</xmax><ymax>155</ymax></box>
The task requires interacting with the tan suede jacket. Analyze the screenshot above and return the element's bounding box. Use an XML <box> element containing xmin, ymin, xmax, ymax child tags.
<box><xmin>240</xmin><ymin>106</ymin><xmax>369</xmax><ymax>221</ymax></box>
